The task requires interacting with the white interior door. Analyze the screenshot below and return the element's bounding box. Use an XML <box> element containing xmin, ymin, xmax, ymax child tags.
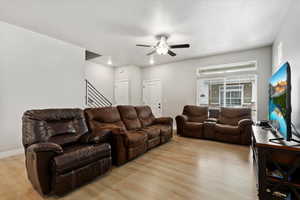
<box><xmin>143</xmin><ymin>80</ymin><xmax>162</xmax><ymax>117</ymax></box>
<box><xmin>115</xmin><ymin>80</ymin><xmax>129</xmax><ymax>105</ymax></box>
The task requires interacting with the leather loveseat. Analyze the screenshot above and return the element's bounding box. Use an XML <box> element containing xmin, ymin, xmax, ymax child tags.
<box><xmin>22</xmin><ymin>109</ymin><xmax>112</xmax><ymax>195</ymax></box>
<box><xmin>176</xmin><ymin>106</ymin><xmax>253</xmax><ymax>145</ymax></box>
<box><xmin>84</xmin><ymin>105</ymin><xmax>173</xmax><ymax>166</ymax></box>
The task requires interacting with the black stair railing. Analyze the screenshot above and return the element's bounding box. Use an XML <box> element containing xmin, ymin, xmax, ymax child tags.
<box><xmin>85</xmin><ymin>79</ymin><xmax>112</xmax><ymax>107</ymax></box>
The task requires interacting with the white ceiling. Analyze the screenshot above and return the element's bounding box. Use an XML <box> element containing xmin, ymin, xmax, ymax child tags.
<box><xmin>0</xmin><ymin>0</ymin><xmax>291</xmax><ymax>67</ymax></box>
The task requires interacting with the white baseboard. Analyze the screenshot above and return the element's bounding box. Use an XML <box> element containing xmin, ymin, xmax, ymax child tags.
<box><xmin>0</xmin><ymin>148</ymin><xmax>24</xmax><ymax>159</ymax></box>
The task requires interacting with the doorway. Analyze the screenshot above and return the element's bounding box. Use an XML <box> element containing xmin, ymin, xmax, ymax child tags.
<box><xmin>115</xmin><ymin>80</ymin><xmax>129</xmax><ymax>105</ymax></box>
<box><xmin>143</xmin><ymin>80</ymin><xmax>162</xmax><ymax>117</ymax></box>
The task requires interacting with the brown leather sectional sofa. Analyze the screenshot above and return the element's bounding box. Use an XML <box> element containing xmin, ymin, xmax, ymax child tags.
<box><xmin>176</xmin><ymin>105</ymin><xmax>253</xmax><ymax>145</ymax></box>
<box><xmin>22</xmin><ymin>106</ymin><xmax>173</xmax><ymax>196</ymax></box>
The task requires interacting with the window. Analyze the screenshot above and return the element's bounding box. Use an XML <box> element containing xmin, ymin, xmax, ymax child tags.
<box><xmin>220</xmin><ymin>85</ymin><xmax>243</xmax><ymax>107</ymax></box>
<box><xmin>196</xmin><ymin>61</ymin><xmax>258</xmax><ymax>120</ymax></box>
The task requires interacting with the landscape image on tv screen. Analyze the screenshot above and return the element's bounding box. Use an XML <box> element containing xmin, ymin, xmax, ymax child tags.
<box><xmin>269</xmin><ymin>63</ymin><xmax>289</xmax><ymax>139</ymax></box>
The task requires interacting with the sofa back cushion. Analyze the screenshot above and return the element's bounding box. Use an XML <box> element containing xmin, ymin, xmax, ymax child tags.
<box><xmin>135</xmin><ymin>106</ymin><xmax>155</xmax><ymax>127</ymax></box>
<box><xmin>209</xmin><ymin>108</ymin><xmax>220</xmax><ymax>119</ymax></box>
<box><xmin>84</xmin><ymin>107</ymin><xmax>126</xmax><ymax>131</ymax></box>
<box><xmin>22</xmin><ymin>109</ymin><xmax>88</xmax><ymax>148</ymax></box>
<box><xmin>219</xmin><ymin>107</ymin><xmax>251</xmax><ymax>126</ymax></box>
<box><xmin>117</xmin><ymin>105</ymin><xmax>142</xmax><ymax>130</ymax></box>
<box><xmin>47</xmin><ymin>121</ymin><xmax>76</xmax><ymax>136</ymax></box>
<box><xmin>183</xmin><ymin>105</ymin><xmax>208</xmax><ymax>123</ymax></box>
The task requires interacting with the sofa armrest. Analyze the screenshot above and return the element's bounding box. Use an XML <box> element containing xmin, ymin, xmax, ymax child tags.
<box><xmin>25</xmin><ymin>142</ymin><xmax>63</xmax><ymax>195</ymax></box>
<box><xmin>238</xmin><ymin>119</ymin><xmax>253</xmax><ymax>128</ymax></box>
<box><xmin>175</xmin><ymin>115</ymin><xmax>188</xmax><ymax>136</ymax></box>
<box><xmin>109</xmin><ymin>128</ymin><xmax>128</xmax><ymax>166</ymax></box>
<box><xmin>238</xmin><ymin>119</ymin><xmax>253</xmax><ymax>145</ymax></box>
<box><xmin>154</xmin><ymin>117</ymin><xmax>173</xmax><ymax>126</ymax></box>
<box><xmin>27</xmin><ymin>142</ymin><xmax>63</xmax><ymax>154</ymax></box>
<box><xmin>176</xmin><ymin>115</ymin><xmax>188</xmax><ymax>122</ymax></box>
<box><xmin>86</xmin><ymin>124</ymin><xmax>127</xmax><ymax>165</ymax></box>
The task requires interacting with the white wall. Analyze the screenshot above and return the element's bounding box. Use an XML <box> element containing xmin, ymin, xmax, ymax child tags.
<box><xmin>142</xmin><ymin>46</ymin><xmax>272</xmax><ymax>120</ymax></box>
<box><xmin>115</xmin><ymin>65</ymin><xmax>142</xmax><ymax>105</ymax></box>
<box><xmin>272</xmin><ymin>0</ymin><xmax>300</xmax><ymax>130</ymax></box>
<box><xmin>84</xmin><ymin>61</ymin><xmax>115</xmax><ymax>104</ymax></box>
<box><xmin>0</xmin><ymin>21</ymin><xmax>85</xmax><ymax>153</ymax></box>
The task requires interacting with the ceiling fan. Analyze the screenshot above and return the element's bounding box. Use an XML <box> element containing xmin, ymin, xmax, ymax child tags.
<box><xmin>136</xmin><ymin>35</ymin><xmax>190</xmax><ymax>57</ymax></box>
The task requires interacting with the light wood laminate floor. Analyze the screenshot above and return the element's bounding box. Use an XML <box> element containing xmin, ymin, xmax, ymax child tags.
<box><xmin>0</xmin><ymin>136</ymin><xmax>258</xmax><ymax>200</ymax></box>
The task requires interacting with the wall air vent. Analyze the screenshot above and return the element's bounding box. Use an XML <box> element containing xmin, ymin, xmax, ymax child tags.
<box><xmin>85</xmin><ymin>50</ymin><xmax>101</xmax><ymax>60</ymax></box>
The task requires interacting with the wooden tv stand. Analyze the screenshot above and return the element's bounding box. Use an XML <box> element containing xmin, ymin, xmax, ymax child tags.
<box><xmin>251</xmin><ymin>125</ymin><xmax>300</xmax><ymax>199</ymax></box>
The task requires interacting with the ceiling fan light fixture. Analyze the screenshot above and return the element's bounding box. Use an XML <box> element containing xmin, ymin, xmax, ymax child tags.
<box><xmin>156</xmin><ymin>46</ymin><xmax>168</xmax><ymax>55</ymax></box>
<box><xmin>136</xmin><ymin>35</ymin><xmax>190</xmax><ymax>57</ymax></box>
<box><xmin>156</xmin><ymin>36</ymin><xmax>169</xmax><ymax>55</ymax></box>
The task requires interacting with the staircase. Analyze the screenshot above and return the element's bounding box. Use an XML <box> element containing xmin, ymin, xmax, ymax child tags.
<box><xmin>85</xmin><ymin>79</ymin><xmax>112</xmax><ymax>108</ymax></box>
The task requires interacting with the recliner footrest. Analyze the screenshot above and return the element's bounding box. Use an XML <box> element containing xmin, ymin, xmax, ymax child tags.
<box><xmin>52</xmin><ymin>157</ymin><xmax>111</xmax><ymax>195</ymax></box>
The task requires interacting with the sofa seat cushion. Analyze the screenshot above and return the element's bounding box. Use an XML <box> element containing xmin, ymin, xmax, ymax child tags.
<box><xmin>182</xmin><ymin>122</ymin><xmax>203</xmax><ymax>138</ymax></box>
<box><xmin>215</xmin><ymin>124</ymin><xmax>240</xmax><ymax>135</ymax></box>
<box><xmin>125</xmin><ymin>131</ymin><xmax>148</xmax><ymax>148</ymax></box>
<box><xmin>184</xmin><ymin>122</ymin><xmax>203</xmax><ymax>131</ymax></box>
<box><xmin>53</xmin><ymin>143</ymin><xmax>111</xmax><ymax>174</ymax></box>
<box><xmin>142</xmin><ymin>126</ymin><xmax>161</xmax><ymax>139</ymax></box>
<box><xmin>150</xmin><ymin>124</ymin><xmax>172</xmax><ymax>137</ymax></box>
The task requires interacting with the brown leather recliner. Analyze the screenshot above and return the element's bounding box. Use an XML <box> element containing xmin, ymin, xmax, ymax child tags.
<box><xmin>175</xmin><ymin>105</ymin><xmax>208</xmax><ymax>138</ymax></box>
<box><xmin>84</xmin><ymin>106</ymin><xmax>173</xmax><ymax>166</ymax></box>
<box><xmin>22</xmin><ymin>109</ymin><xmax>112</xmax><ymax>195</ymax></box>
<box><xmin>206</xmin><ymin>107</ymin><xmax>253</xmax><ymax>145</ymax></box>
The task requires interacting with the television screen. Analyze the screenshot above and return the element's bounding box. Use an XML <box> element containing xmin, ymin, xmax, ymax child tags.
<box><xmin>268</xmin><ymin>62</ymin><xmax>291</xmax><ymax>140</ymax></box>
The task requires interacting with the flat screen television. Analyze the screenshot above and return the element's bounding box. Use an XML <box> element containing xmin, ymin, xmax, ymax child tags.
<box><xmin>268</xmin><ymin>62</ymin><xmax>292</xmax><ymax>141</ymax></box>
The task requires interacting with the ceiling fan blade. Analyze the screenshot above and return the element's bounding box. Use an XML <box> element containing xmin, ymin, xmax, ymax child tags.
<box><xmin>147</xmin><ymin>50</ymin><xmax>156</xmax><ymax>56</ymax></box>
<box><xmin>168</xmin><ymin>50</ymin><xmax>176</xmax><ymax>56</ymax></box>
<box><xmin>170</xmin><ymin>44</ymin><xmax>190</xmax><ymax>49</ymax></box>
<box><xmin>136</xmin><ymin>44</ymin><xmax>152</xmax><ymax>47</ymax></box>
